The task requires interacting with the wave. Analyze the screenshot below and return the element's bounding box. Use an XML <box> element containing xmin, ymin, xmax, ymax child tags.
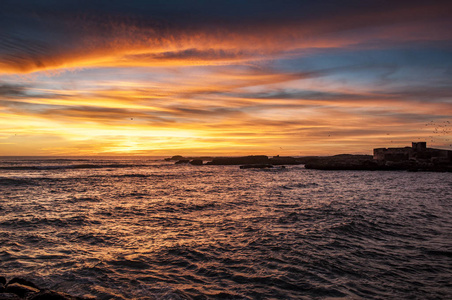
<box><xmin>280</xmin><ymin>182</ymin><xmax>319</xmax><ymax>189</ymax></box>
<box><xmin>107</xmin><ymin>259</ymin><xmax>151</xmax><ymax>270</ymax></box>
<box><xmin>0</xmin><ymin>215</ymin><xmax>98</xmax><ymax>228</ymax></box>
<box><xmin>423</xmin><ymin>249</ymin><xmax>452</xmax><ymax>258</ymax></box>
<box><xmin>0</xmin><ymin>163</ymin><xmax>145</xmax><ymax>171</ymax></box>
<box><xmin>1</xmin><ymin>165</ymin><xmax>450</xmax><ymax>299</ymax></box>
<box><xmin>114</xmin><ymin>174</ymin><xmax>150</xmax><ymax>178</ymax></box>
<box><xmin>0</xmin><ymin>177</ymin><xmax>37</xmax><ymax>185</ymax></box>
<box><xmin>66</xmin><ymin>196</ymin><xmax>102</xmax><ymax>203</ymax></box>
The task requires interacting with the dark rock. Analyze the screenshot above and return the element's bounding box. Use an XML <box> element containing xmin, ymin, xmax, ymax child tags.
<box><xmin>175</xmin><ymin>159</ymin><xmax>190</xmax><ymax>164</ymax></box>
<box><xmin>29</xmin><ymin>290</ymin><xmax>77</xmax><ymax>300</ymax></box>
<box><xmin>7</xmin><ymin>278</ymin><xmax>39</xmax><ymax>290</ymax></box>
<box><xmin>304</xmin><ymin>155</ymin><xmax>383</xmax><ymax>170</ymax></box>
<box><xmin>299</xmin><ymin>154</ymin><xmax>373</xmax><ymax>166</ymax></box>
<box><xmin>189</xmin><ymin>159</ymin><xmax>203</xmax><ymax>165</ymax></box>
<box><xmin>207</xmin><ymin>155</ymin><xmax>270</xmax><ymax>165</ymax></box>
<box><xmin>296</xmin><ymin>156</ymin><xmax>321</xmax><ymax>164</ymax></box>
<box><xmin>0</xmin><ymin>293</ymin><xmax>21</xmax><ymax>300</ymax></box>
<box><xmin>165</xmin><ymin>155</ymin><xmax>184</xmax><ymax>161</ymax></box>
<box><xmin>305</xmin><ymin>160</ymin><xmax>377</xmax><ymax>170</ymax></box>
<box><xmin>302</xmin><ymin>152</ymin><xmax>452</xmax><ymax>172</ymax></box>
<box><xmin>0</xmin><ymin>277</ymin><xmax>6</xmax><ymax>286</ymax></box>
<box><xmin>269</xmin><ymin>156</ymin><xmax>302</xmax><ymax>165</ymax></box>
<box><xmin>165</xmin><ymin>155</ymin><xmax>214</xmax><ymax>162</ymax></box>
<box><xmin>5</xmin><ymin>283</ymin><xmax>39</xmax><ymax>298</ymax></box>
<box><xmin>239</xmin><ymin>164</ymin><xmax>273</xmax><ymax>169</ymax></box>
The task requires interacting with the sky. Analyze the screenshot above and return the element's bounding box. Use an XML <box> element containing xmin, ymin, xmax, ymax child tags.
<box><xmin>0</xmin><ymin>0</ymin><xmax>451</xmax><ymax>156</ymax></box>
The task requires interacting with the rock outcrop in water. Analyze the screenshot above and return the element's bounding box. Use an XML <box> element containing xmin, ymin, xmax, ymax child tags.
<box><xmin>189</xmin><ymin>159</ymin><xmax>204</xmax><ymax>165</ymax></box>
<box><xmin>239</xmin><ymin>164</ymin><xmax>274</xmax><ymax>169</ymax></box>
<box><xmin>174</xmin><ymin>159</ymin><xmax>190</xmax><ymax>164</ymax></box>
<box><xmin>268</xmin><ymin>156</ymin><xmax>302</xmax><ymax>165</ymax></box>
<box><xmin>0</xmin><ymin>277</ymin><xmax>87</xmax><ymax>300</ymax></box>
<box><xmin>303</xmin><ymin>154</ymin><xmax>376</xmax><ymax>170</ymax></box>
<box><xmin>164</xmin><ymin>147</ymin><xmax>452</xmax><ymax>172</ymax></box>
<box><xmin>206</xmin><ymin>155</ymin><xmax>270</xmax><ymax>165</ymax></box>
<box><xmin>165</xmin><ymin>155</ymin><xmax>214</xmax><ymax>162</ymax></box>
<box><xmin>166</xmin><ymin>155</ymin><xmax>305</xmax><ymax>166</ymax></box>
<box><xmin>304</xmin><ymin>154</ymin><xmax>452</xmax><ymax>172</ymax></box>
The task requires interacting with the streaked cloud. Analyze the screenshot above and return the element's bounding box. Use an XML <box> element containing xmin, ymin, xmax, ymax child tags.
<box><xmin>1</xmin><ymin>1</ymin><xmax>451</xmax><ymax>73</ymax></box>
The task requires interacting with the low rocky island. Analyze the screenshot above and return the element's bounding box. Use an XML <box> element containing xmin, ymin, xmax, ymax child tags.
<box><xmin>304</xmin><ymin>155</ymin><xmax>452</xmax><ymax>172</ymax></box>
<box><xmin>305</xmin><ymin>142</ymin><xmax>452</xmax><ymax>172</ymax></box>
<box><xmin>0</xmin><ymin>276</ymin><xmax>87</xmax><ymax>300</ymax></box>
<box><xmin>164</xmin><ymin>142</ymin><xmax>452</xmax><ymax>172</ymax></box>
<box><xmin>165</xmin><ymin>155</ymin><xmax>304</xmax><ymax>166</ymax></box>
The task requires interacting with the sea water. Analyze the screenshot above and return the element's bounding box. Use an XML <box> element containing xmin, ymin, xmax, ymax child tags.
<box><xmin>0</xmin><ymin>157</ymin><xmax>451</xmax><ymax>299</ymax></box>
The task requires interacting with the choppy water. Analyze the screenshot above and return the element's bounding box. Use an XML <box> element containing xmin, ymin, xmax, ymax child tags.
<box><xmin>0</xmin><ymin>157</ymin><xmax>451</xmax><ymax>299</ymax></box>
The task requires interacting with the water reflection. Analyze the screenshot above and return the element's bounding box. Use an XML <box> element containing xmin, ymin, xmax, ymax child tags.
<box><xmin>0</xmin><ymin>159</ymin><xmax>451</xmax><ymax>299</ymax></box>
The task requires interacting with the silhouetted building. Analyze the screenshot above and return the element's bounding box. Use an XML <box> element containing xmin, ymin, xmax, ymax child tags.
<box><xmin>373</xmin><ymin>142</ymin><xmax>452</xmax><ymax>163</ymax></box>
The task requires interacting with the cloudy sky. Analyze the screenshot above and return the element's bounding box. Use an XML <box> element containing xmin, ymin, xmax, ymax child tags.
<box><xmin>1</xmin><ymin>0</ymin><xmax>451</xmax><ymax>156</ymax></box>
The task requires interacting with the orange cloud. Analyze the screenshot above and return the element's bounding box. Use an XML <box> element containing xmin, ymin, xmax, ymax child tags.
<box><xmin>1</xmin><ymin>1</ymin><xmax>451</xmax><ymax>155</ymax></box>
<box><xmin>1</xmin><ymin>1</ymin><xmax>450</xmax><ymax>74</ymax></box>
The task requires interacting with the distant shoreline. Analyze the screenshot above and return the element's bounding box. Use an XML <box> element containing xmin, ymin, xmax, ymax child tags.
<box><xmin>164</xmin><ymin>154</ymin><xmax>452</xmax><ymax>172</ymax></box>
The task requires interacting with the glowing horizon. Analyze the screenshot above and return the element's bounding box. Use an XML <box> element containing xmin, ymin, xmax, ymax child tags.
<box><xmin>1</xmin><ymin>1</ymin><xmax>451</xmax><ymax>156</ymax></box>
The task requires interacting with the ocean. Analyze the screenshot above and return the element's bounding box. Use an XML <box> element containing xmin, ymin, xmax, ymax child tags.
<box><xmin>0</xmin><ymin>157</ymin><xmax>451</xmax><ymax>299</ymax></box>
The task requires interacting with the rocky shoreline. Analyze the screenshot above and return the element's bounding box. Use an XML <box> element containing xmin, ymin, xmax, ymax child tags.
<box><xmin>164</xmin><ymin>154</ymin><xmax>452</xmax><ymax>172</ymax></box>
<box><xmin>166</xmin><ymin>155</ymin><xmax>309</xmax><ymax>166</ymax></box>
<box><xmin>303</xmin><ymin>156</ymin><xmax>452</xmax><ymax>172</ymax></box>
<box><xmin>0</xmin><ymin>276</ymin><xmax>87</xmax><ymax>300</ymax></box>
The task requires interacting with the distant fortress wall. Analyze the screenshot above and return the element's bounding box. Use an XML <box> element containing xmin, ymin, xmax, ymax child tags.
<box><xmin>373</xmin><ymin>147</ymin><xmax>411</xmax><ymax>161</ymax></box>
<box><xmin>373</xmin><ymin>142</ymin><xmax>452</xmax><ymax>163</ymax></box>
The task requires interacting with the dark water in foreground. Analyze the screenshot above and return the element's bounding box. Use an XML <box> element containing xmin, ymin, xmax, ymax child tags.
<box><xmin>0</xmin><ymin>157</ymin><xmax>451</xmax><ymax>299</ymax></box>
